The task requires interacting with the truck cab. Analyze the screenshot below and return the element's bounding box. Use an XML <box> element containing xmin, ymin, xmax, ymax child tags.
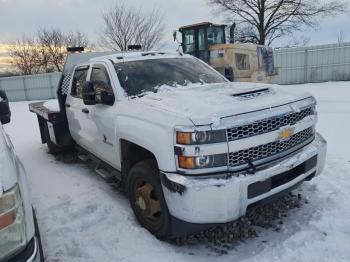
<box><xmin>29</xmin><ymin>51</ymin><xmax>326</xmax><ymax>239</ymax></box>
<box><xmin>179</xmin><ymin>22</ymin><xmax>226</xmax><ymax>63</ymax></box>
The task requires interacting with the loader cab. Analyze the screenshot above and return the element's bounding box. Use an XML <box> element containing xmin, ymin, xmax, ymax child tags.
<box><xmin>179</xmin><ymin>22</ymin><xmax>226</xmax><ymax>63</ymax></box>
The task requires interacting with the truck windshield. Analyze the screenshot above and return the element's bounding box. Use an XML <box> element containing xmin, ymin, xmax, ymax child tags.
<box><xmin>114</xmin><ymin>57</ymin><xmax>227</xmax><ymax>96</ymax></box>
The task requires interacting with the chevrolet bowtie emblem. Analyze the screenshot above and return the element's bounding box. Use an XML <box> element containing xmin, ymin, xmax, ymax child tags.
<box><xmin>278</xmin><ymin>127</ymin><xmax>294</xmax><ymax>141</ymax></box>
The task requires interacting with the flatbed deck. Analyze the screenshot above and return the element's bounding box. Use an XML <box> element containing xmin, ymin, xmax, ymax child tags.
<box><xmin>29</xmin><ymin>101</ymin><xmax>63</xmax><ymax>122</ymax></box>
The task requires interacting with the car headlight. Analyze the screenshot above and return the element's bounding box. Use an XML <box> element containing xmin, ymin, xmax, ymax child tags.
<box><xmin>176</xmin><ymin>130</ymin><xmax>226</xmax><ymax>145</ymax></box>
<box><xmin>178</xmin><ymin>154</ymin><xmax>227</xmax><ymax>169</ymax></box>
<box><xmin>0</xmin><ymin>184</ymin><xmax>26</xmax><ymax>261</ymax></box>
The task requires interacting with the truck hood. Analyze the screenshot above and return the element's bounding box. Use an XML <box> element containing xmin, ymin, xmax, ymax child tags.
<box><xmin>135</xmin><ymin>82</ymin><xmax>312</xmax><ymax>126</ymax></box>
<box><xmin>0</xmin><ymin>126</ymin><xmax>17</xmax><ymax>196</ymax></box>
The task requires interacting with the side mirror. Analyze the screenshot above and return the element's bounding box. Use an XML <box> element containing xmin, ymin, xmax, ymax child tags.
<box><xmin>100</xmin><ymin>91</ymin><xmax>115</xmax><ymax>106</ymax></box>
<box><xmin>0</xmin><ymin>90</ymin><xmax>11</xmax><ymax>125</ymax></box>
<box><xmin>82</xmin><ymin>81</ymin><xmax>97</xmax><ymax>105</ymax></box>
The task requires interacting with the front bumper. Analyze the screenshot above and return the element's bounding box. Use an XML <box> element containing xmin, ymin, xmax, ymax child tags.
<box><xmin>161</xmin><ymin>133</ymin><xmax>326</xmax><ymax>228</ymax></box>
<box><xmin>6</xmin><ymin>237</ymin><xmax>41</xmax><ymax>262</ymax></box>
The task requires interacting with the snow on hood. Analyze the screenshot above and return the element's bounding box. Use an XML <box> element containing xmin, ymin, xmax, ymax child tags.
<box><xmin>0</xmin><ymin>126</ymin><xmax>17</xmax><ymax>195</ymax></box>
<box><xmin>134</xmin><ymin>82</ymin><xmax>312</xmax><ymax>126</ymax></box>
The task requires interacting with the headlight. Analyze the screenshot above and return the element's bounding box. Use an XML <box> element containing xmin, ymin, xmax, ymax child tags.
<box><xmin>178</xmin><ymin>154</ymin><xmax>227</xmax><ymax>169</ymax></box>
<box><xmin>0</xmin><ymin>184</ymin><xmax>26</xmax><ymax>261</ymax></box>
<box><xmin>176</xmin><ymin>130</ymin><xmax>226</xmax><ymax>145</ymax></box>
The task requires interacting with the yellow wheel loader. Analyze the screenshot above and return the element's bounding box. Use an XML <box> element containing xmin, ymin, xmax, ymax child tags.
<box><xmin>178</xmin><ymin>22</ymin><xmax>279</xmax><ymax>83</ymax></box>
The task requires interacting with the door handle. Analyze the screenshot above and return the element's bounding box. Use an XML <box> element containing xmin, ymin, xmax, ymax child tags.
<box><xmin>65</xmin><ymin>104</ymin><xmax>70</xmax><ymax>108</ymax></box>
<box><xmin>82</xmin><ymin>108</ymin><xmax>89</xmax><ymax>114</ymax></box>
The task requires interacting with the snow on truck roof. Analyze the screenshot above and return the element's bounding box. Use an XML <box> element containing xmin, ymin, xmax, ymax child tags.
<box><xmin>63</xmin><ymin>51</ymin><xmax>186</xmax><ymax>75</ymax></box>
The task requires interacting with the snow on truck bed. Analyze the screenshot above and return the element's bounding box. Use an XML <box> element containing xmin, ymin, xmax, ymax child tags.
<box><xmin>43</xmin><ymin>99</ymin><xmax>60</xmax><ymax>112</ymax></box>
<box><xmin>4</xmin><ymin>81</ymin><xmax>350</xmax><ymax>262</ymax></box>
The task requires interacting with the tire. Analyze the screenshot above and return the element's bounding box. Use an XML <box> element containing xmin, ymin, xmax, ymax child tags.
<box><xmin>32</xmin><ymin>208</ymin><xmax>44</xmax><ymax>262</ymax></box>
<box><xmin>42</xmin><ymin>122</ymin><xmax>61</xmax><ymax>154</ymax></box>
<box><xmin>127</xmin><ymin>160</ymin><xmax>170</xmax><ymax>239</ymax></box>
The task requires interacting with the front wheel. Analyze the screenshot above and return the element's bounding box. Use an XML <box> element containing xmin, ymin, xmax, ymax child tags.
<box><xmin>127</xmin><ymin>160</ymin><xmax>170</xmax><ymax>239</ymax></box>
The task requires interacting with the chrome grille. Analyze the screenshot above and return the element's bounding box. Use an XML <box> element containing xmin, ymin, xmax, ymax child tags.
<box><xmin>228</xmin><ymin>127</ymin><xmax>314</xmax><ymax>168</ymax></box>
<box><xmin>227</xmin><ymin>106</ymin><xmax>313</xmax><ymax>141</ymax></box>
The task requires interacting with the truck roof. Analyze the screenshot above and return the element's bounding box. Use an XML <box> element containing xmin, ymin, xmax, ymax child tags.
<box><xmin>63</xmin><ymin>51</ymin><xmax>186</xmax><ymax>75</ymax></box>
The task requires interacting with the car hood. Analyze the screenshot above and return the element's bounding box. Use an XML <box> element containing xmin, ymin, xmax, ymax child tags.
<box><xmin>134</xmin><ymin>82</ymin><xmax>312</xmax><ymax>126</ymax></box>
<box><xmin>0</xmin><ymin>126</ymin><xmax>17</xmax><ymax>196</ymax></box>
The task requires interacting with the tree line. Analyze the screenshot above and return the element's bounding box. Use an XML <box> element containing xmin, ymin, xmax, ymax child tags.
<box><xmin>10</xmin><ymin>30</ymin><xmax>91</xmax><ymax>75</ymax></box>
<box><xmin>9</xmin><ymin>0</ymin><xmax>347</xmax><ymax>75</ymax></box>
<box><xmin>9</xmin><ymin>2</ymin><xmax>165</xmax><ymax>75</ymax></box>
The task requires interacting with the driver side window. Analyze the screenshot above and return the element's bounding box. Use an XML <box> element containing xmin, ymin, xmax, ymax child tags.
<box><xmin>90</xmin><ymin>65</ymin><xmax>115</xmax><ymax>105</ymax></box>
<box><xmin>91</xmin><ymin>66</ymin><xmax>113</xmax><ymax>95</ymax></box>
<box><xmin>71</xmin><ymin>66</ymin><xmax>89</xmax><ymax>98</ymax></box>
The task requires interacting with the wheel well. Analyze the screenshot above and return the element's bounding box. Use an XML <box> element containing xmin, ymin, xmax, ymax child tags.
<box><xmin>120</xmin><ymin>139</ymin><xmax>158</xmax><ymax>179</ymax></box>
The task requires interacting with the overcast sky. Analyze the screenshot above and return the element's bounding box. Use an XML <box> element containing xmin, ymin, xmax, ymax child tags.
<box><xmin>0</xmin><ymin>0</ymin><xmax>349</xmax><ymax>48</ymax></box>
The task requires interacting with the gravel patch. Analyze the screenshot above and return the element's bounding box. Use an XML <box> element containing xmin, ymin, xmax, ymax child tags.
<box><xmin>173</xmin><ymin>192</ymin><xmax>305</xmax><ymax>254</ymax></box>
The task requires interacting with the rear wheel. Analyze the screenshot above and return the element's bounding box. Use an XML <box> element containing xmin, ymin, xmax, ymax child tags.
<box><xmin>127</xmin><ymin>160</ymin><xmax>170</xmax><ymax>239</ymax></box>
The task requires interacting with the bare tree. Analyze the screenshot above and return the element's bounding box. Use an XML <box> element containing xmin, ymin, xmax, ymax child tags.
<box><xmin>100</xmin><ymin>2</ymin><xmax>165</xmax><ymax>51</ymax></box>
<box><xmin>65</xmin><ymin>31</ymin><xmax>93</xmax><ymax>49</ymax></box>
<box><xmin>10</xmin><ymin>28</ymin><xmax>92</xmax><ymax>75</ymax></box>
<box><xmin>207</xmin><ymin>0</ymin><xmax>347</xmax><ymax>45</ymax></box>
<box><xmin>9</xmin><ymin>37</ymin><xmax>41</xmax><ymax>75</ymax></box>
<box><xmin>37</xmin><ymin>28</ymin><xmax>66</xmax><ymax>71</ymax></box>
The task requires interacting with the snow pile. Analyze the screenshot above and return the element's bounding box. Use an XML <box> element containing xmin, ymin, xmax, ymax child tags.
<box><xmin>3</xmin><ymin>81</ymin><xmax>350</xmax><ymax>261</ymax></box>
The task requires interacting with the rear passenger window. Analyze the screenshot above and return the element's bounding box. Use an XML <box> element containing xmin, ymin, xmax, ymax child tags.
<box><xmin>71</xmin><ymin>66</ymin><xmax>89</xmax><ymax>98</ymax></box>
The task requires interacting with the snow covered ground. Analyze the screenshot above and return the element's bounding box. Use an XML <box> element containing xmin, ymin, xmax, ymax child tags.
<box><xmin>3</xmin><ymin>81</ymin><xmax>350</xmax><ymax>262</ymax></box>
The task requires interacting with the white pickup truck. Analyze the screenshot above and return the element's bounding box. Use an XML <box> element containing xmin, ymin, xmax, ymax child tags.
<box><xmin>0</xmin><ymin>90</ymin><xmax>43</xmax><ymax>261</ymax></box>
<box><xmin>29</xmin><ymin>51</ymin><xmax>327</xmax><ymax>239</ymax></box>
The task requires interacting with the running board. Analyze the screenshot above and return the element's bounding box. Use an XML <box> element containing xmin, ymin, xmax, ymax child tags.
<box><xmin>75</xmin><ymin>145</ymin><xmax>122</xmax><ymax>182</ymax></box>
<box><xmin>95</xmin><ymin>166</ymin><xmax>114</xmax><ymax>181</ymax></box>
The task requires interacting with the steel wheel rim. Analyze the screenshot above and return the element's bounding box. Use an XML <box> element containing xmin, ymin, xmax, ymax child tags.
<box><xmin>134</xmin><ymin>179</ymin><xmax>161</xmax><ymax>226</ymax></box>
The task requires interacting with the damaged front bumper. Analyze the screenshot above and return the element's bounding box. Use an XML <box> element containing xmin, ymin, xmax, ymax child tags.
<box><xmin>161</xmin><ymin>133</ymin><xmax>326</xmax><ymax>236</ymax></box>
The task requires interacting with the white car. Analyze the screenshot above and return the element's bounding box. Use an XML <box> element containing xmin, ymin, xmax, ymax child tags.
<box><xmin>29</xmin><ymin>51</ymin><xmax>327</xmax><ymax>239</ymax></box>
<box><xmin>0</xmin><ymin>90</ymin><xmax>43</xmax><ymax>261</ymax></box>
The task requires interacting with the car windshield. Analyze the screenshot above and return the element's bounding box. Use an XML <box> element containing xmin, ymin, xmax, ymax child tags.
<box><xmin>114</xmin><ymin>57</ymin><xmax>227</xmax><ymax>96</ymax></box>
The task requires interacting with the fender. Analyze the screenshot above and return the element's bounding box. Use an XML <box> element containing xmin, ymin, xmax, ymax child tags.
<box><xmin>116</xmin><ymin>115</ymin><xmax>177</xmax><ymax>172</ymax></box>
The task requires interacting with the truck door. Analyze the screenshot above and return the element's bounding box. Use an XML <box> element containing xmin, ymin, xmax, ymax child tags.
<box><xmin>65</xmin><ymin>65</ymin><xmax>90</xmax><ymax>149</ymax></box>
<box><xmin>85</xmin><ymin>64</ymin><xmax>117</xmax><ymax>166</ymax></box>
